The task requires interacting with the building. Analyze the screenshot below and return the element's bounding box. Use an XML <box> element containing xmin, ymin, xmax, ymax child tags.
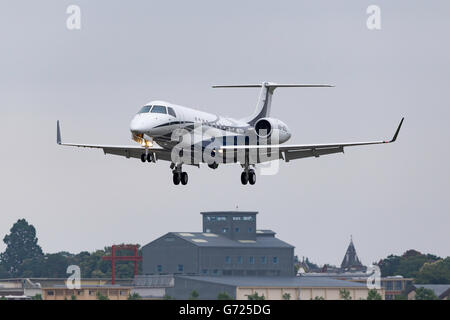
<box><xmin>407</xmin><ymin>284</ymin><xmax>450</xmax><ymax>300</ymax></box>
<box><xmin>42</xmin><ymin>285</ymin><xmax>132</xmax><ymax>300</ymax></box>
<box><xmin>166</xmin><ymin>275</ymin><xmax>383</xmax><ymax>300</ymax></box>
<box><xmin>0</xmin><ymin>278</ymin><xmax>133</xmax><ymax>300</ymax></box>
<box><xmin>142</xmin><ymin>211</ymin><xmax>295</xmax><ymax>277</ymax></box>
<box><xmin>340</xmin><ymin>237</ymin><xmax>365</xmax><ymax>272</ymax></box>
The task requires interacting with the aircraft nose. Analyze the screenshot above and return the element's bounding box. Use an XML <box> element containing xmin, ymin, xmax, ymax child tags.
<box><xmin>130</xmin><ymin>117</ymin><xmax>147</xmax><ymax>134</ymax></box>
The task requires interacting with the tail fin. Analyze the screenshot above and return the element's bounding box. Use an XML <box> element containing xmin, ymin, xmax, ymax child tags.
<box><xmin>213</xmin><ymin>82</ymin><xmax>334</xmax><ymax>126</ymax></box>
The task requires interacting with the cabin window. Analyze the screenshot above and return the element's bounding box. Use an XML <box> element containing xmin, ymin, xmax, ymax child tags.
<box><xmin>151</xmin><ymin>105</ymin><xmax>167</xmax><ymax>114</ymax></box>
<box><xmin>168</xmin><ymin>107</ymin><xmax>176</xmax><ymax>117</ymax></box>
<box><xmin>138</xmin><ymin>106</ymin><xmax>151</xmax><ymax>114</ymax></box>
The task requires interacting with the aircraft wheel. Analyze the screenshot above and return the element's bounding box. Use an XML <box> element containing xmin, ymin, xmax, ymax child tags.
<box><xmin>248</xmin><ymin>169</ymin><xmax>256</xmax><ymax>185</ymax></box>
<box><xmin>181</xmin><ymin>172</ymin><xmax>188</xmax><ymax>185</ymax></box>
<box><xmin>140</xmin><ymin>154</ymin><xmax>146</xmax><ymax>163</ymax></box>
<box><xmin>241</xmin><ymin>171</ymin><xmax>249</xmax><ymax>185</ymax></box>
<box><xmin>173</xmin><ymin>172</ymin><xmax>181</xmax><ymax>185</ymax></box>
<box><xmin>146</xmin><ymin>153</ymin><xmax>153</xmax><ymax>162</ymax></box>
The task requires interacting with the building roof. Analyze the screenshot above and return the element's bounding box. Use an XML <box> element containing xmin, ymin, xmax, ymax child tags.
<box><xmin>201</xmin><ymin>211</ymin><xmax>258</xmax><ymax>216</ymax></box>
<box><xmin>340</xmin><ymin>237</ymin><xmax>364</xmax><ymax>270</ymax></box>
<box><xmin>412</xmin><ymin>284</ymin><xmax>450</xmax><ymax>299</ymax></box>
<box><xmin>176</xmin><ymin>275</ymin><xmax>368</xmax><ymax>288</ymax></box>
<box><xmin>166</xmin><ymin>232</ymin><xmax>294</xmax><ymax>248</ymax></box>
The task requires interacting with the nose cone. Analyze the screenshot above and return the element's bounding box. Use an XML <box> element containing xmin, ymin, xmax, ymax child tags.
<box><xmin>130</xmin><ymin>116</ymin><xmax>147</xmax><ymax>134</ymax></box>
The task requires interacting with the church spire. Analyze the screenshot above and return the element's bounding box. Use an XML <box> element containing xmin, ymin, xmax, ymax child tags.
<box><xmin>340</xmin><ymin>236</ymin><xmax>365</xmax><ymax>272</ymax></box>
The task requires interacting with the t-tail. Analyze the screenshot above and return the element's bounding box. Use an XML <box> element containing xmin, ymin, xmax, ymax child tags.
<box><xmin>212</xmin><ymin>81</ymin><xmax>334</xmax><ymax>126</ymax></box>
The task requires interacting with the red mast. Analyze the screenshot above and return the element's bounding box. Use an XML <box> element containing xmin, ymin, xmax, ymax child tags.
<box><xmin>102</xmin><ymin>244</ymin><xmax>142</xmax><ymax>285</ymax></box>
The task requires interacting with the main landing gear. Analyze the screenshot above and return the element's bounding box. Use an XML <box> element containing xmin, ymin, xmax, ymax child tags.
<box><xmin>172</xmin><ymin>165</ymin><xmax>188</xmax><ymax>186</ymax></box>
<box><xmin>241</xmin><ymin>168</ymin><xmax>256</xmax><ymax>185</ymax></box>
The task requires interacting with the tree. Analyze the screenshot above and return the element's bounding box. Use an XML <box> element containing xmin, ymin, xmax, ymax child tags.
<box><xmin>1</xmin><ymin>219</ymin><xmax>43</xmax><ymax>276</ymax></box>
<box><xmin>71</xmin><ymin>295</ymin><xmax>77</xmax><ymax>300</ymax></box>
<box><xmin>189</xmin><ymin>290</ymin><xmax>199</xmax><ymax>300</ymax></box>
<box><xmin>414</xmin><ymin>287</ymin><xmax>437</xmax><ymax>300</ymax></box>
<box><xmin>247</xmin><ymin>292</ymin><xmax>265</xmax><ymax>300</ymax></box>
<box><xmin>339</xmin><ymin>289</ymin><xmax>352</xmax><ymax>300</ymax></box>
<box><xmin>32</xmin><ymin>294</ymin><xmax>43</xmax><ymax>300</ymax></box>
<box><xmin>313</xmin><ymin>296</ymin><xmax>324</xmax><ymax>300</ymax></box>
<box><xmin>163</xmin><ymin>294</ymin><xmax>173</xmax><ymax>300</ymax></box>
<box><xmin>96</xmin><ymin>292</ymin><xmax>109</xmax><ymax>300</ymax></box>
<box><xmin>415</xmin><ymin>258</ymin><xmax>450</xmax><ymax>284</ymax></box>
<box><xmin>217</xmin><ymin>292</ymin><xmax>233</xmax><ymax>300</ymax></box>
<box><xmin>378</xmin><ymin>250</ymin><xmax>441</xmax><ymax>278</ymax></box>
<box><xmin>128</xmin><ymin>293</ymin><xmax>142</xmax><ymax>300</ymax></box>
<box><xmin>0</xmin><ymin>264</ymin><xmax>9</xmax><ymax>278</ymax></box>
<box><xmin>282</xmin><ymin>293</ymin><xmax>291</xmax><ymax>300</ymax></box>
<box><xmin>367</xmin><ymin>289</ymin><xmax>382</xmax><ymax>300</ymax></box>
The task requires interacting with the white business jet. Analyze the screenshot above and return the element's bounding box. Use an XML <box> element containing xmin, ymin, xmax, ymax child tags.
<box><xmin>57</xmin><ymin>82</ymin><xmax>404</xmax><ymax>185</ymax></box>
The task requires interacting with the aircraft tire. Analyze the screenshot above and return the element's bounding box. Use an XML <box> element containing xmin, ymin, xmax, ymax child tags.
<box><xmin>248</xmin><ymin>169</ymin><xmax>256</xmax><ymax>185</ymax></box>
<box><xmin>181</xmin><ymin>172</ymin><xmax>188</xmax><ymax>185</ymax></box>
<box><xmin>173</xmin><ymin>172</ymin><xmax>181</xmax><ymax>185</ymax></box>
<box><xmin>241</xmin><ymin>171</ymin><xmax>249</xmax><ymax>185</ymax></box>
<box><xmin>140</xmin><ymin>154</ymin><xmax>146</xmax><ymax>162</ymax></box>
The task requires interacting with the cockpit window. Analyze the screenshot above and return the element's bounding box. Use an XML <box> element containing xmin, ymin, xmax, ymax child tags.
<box><xmin>151</xmin><ymin>105</ymin><xmax>167</xmax><ymax>114</ymax></box>
<box><xmin>138</xmin><ymin>105</ymin><xmax>151</xmax><ymax>114</ymax></box>
<box><xmin>168</xmin><ymin>107</ymin><xmax>176</xmax><ymax>117</ymax></box>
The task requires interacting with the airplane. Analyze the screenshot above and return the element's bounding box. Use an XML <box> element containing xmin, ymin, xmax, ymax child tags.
<box><xmin>57</xmin><ymin>82</ymin><xmax>404</xmax><ymax>186</ymax></box>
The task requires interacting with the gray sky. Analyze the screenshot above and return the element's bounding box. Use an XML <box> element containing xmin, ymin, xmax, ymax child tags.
<box><xmin>0</xmin><ymin>0</ymin><xmax>449</xmax><ymax>266</ymax></box>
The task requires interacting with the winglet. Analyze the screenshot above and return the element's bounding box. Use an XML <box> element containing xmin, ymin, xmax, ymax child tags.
<box><xmin>57</xmin><ymin>120</ymin><xmax>62</xmax><ymax>145</ymax></box>
<box><xmin>389</xmin><ymin>117</ymin><xmax>404</xmax><ymax>143</ymax></box>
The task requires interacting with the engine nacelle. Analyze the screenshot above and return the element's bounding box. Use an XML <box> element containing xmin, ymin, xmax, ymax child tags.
<box><xmin>254</xmin><ymin>118</ymin><xmax>291</xmax><ymax>143</ymax></box>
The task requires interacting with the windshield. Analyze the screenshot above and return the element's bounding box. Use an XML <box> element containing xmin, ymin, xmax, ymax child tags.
<box><xmin>138</xmin><ymin>105</ymin><xmax>151</xmax><ymax>114</ymax></box>
<box><xmin>151</xmin><ymin>105</ymin><xmax>167</xmax><ymax>114</ymax></box>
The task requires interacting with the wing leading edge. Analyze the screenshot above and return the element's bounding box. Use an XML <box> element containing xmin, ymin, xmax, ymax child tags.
<box><xmin>56</xmin><ymin>121</ymin><xmax>171</xmax><ymax>161</ymax></box>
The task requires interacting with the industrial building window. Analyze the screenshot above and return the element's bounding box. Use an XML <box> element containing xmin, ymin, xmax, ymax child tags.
<box><xmin>243</xmin><ymin>216</ymin><xmax>254</xmax><ymax>221</ymax></box>
<box><xmin>217</xmin><ymin>216</ymin><xmax>227</xmax><ymax>221</ymax></box>
<box><xmin>235</xmin><ymin>227</ymin><xmax>240</xmax><ymax>233</ymax></box>
<box><xmin>237</xmin><ymin>256</ymin><xmax>243</xmax><ymax>264</ymax></box>
<box><xmin>249</xmin><ymin>256</ymin><xmax>255</xmax><ymax>264</ymax></box>
<box><xmin>47</xmin><ymin>290</ymin><xmax>54</xmax><ymax>296</ymax></box>
<box><xmin>222</xmin><ymin>228</ymin><xmax>228</xmax><ymax>233</ymax></box>
<box><xmin>207</xmin><ymin>216</ymin><xmax>216</xmax><ymax>221</ymax></box>
<box><xmin>273</xmin><ymin>257</ymin><xmax>279</xmax><ymax>264</ymax></box>
<box><xmin>157</xmin><ymin>265</ymin><xmax>162</xmax><ymax>272</ymax></box>
<box><xmin>232</xmin><ymin>216</ymin><xmax>242</xmax><ymax>221</ymax></box>
<box><xmin>261</xmin><ymin>256</ymin><xmax>267</xmax><ymax>264</ymax></box>
<box><xmin>225</xmin><ymin>256</ymin><xmax>231</xmax><ymax>264</ymax></box>
<box><xmin>248</xmin><ymin>227</ymin><xmax>253</xmax><ymax>233</ymax></box>
<box><xmin>178</xmin><ymin>264</ymin><xmax>184</xmax><ymax>272</ymax></box>
<box><xmin>202</xmin><ymin>269</ymin><xmax>208</xmax><ymax>275</ymax></box>
<box><xmin>213</xmin><ymin>269</ymin><xmax>219</xmax><ymax>275</ymax></box>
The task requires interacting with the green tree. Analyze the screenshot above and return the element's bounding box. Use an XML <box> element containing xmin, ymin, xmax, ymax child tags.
<box><xmin>1</xmin><ymin>219</ymin><xmax>43</xmax><ymax>276</ymax></box>
<box><xmin>414</xmin><ymin>287</ymin><xmax>438</xmax><ymax>300</ymax></box>
<box><xmin>415</xmin><ymin>258</ymin><xmax>450</xmax><ymax>284</ymax></box>
<box><xmin>367</xmin><ymin>289</ymin><xmax>382</xmax><ymax>300</ymax></box>
<box><xmin>163</xmin><ymin>294</ymin><xmax>173</xmax><ymax>300</ymax></box>
<box><xmin>378</xmin><ymin>250</ymin><xmax>441</xmax><ymax>278</ymax></box>
<box><xmin>217</xmin><ymin>292</ymin><xmax>233</xmax><ymax>300</ymax></box>
<box><xmin>32</xmin><ymin>294</ymin><xmax>43</xmax><ymax>300</ymax></box>
<box><xmin>71</xmin><ymin>295</ymin><xmax>77</xmax><ymax>300</ymax></box>
<box><xmin>128</xmin><ymin>293</ymin><xmax>142</xmax><ymax>300</ymax></box>
<box><xmin>313</xmin><ymin>296</ymin><xmax>324</xmax><ymax>300</ymax></box>
<box><xmin>339</xmin><ymin>289</ymin><xmax>352</xmax><ymax>300</ymax></box>
<box><xmin>247</xmin><ymin>292</ymin><xmax>265</xmax><ymax>300</ymax></box>
<box><xmin>282</xmin><ymin>293</ymin><xmax>291</xmax><ymax>300</ymax></box>
<box><xmin>96</xmin><ymin>292</ymin><xmax>109</xmax><ymax>300</ymax></box>
<box><xmin>0</xmin><ymin>264</ymin><xmax>9</xmax><ymax>278</ymax></box>
<box><xmin>189</xmin><ymin>290</ymin><xmax>199</xmax><ymax>300</ymax></box>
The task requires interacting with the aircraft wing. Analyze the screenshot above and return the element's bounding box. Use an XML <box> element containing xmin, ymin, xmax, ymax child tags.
<box><xmin>219</xmin><ymin>118</ymin><xmax>404</xmax><ymax>162</ymax></box>
<box><xmin>56</xmin><ymin>121</ymin><xmax>173</xmax><ymax>161</ymax></box>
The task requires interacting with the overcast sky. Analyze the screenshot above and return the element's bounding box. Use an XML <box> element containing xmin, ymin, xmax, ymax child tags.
<box><xmin>0</xmin><ymin>1</ymin><xmax>449</xmax><ymax>267</ymax></box>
